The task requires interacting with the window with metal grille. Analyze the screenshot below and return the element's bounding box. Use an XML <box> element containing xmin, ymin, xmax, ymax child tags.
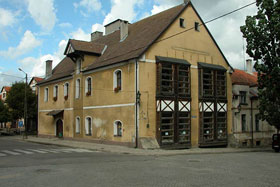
<box><xmin>216</xmin><ymin>71</ymin><xmax>226</xmax><ymax>97</ymax></box>
<box><xmin>160</xmin><ymin>64</ymin><xmax>174</xmax><ymax>95</ymax></box>
<box><xmin>202</xmin><ymin>69</ymin><xmax>214</xmax><ymax>96</ymax></box>
<box><xmin>178</xmin><ymin>65</ymin><xmax>190</xmax><ymax>96</ymax></box>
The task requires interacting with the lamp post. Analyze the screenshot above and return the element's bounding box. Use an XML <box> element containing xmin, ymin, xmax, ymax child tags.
<box><xmin>18</xmin><ymin>68</ymin><xmax>28</xmax><ymax>139</ymax></box>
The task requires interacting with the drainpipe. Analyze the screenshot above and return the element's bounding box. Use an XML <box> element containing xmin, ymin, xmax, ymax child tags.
<box><xmin>135</xmin><ymin>60</ymin><xmax>139</xmax><ymax>148</ymax></box>
<box><xmin>250</xmin><ymin>98</ymin><xmax>254</xmax><ymax>147</ymax></box>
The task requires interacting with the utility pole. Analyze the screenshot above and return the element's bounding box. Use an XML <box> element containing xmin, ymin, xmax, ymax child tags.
<box><xmin>19</xmin><ymin>68</ymin><xmax>28</xmax><ymax>139</ymax></box>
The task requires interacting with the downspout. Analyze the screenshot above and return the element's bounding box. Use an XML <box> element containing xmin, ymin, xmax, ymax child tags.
<box><xmin>250</xmin><ymin>97</ymin><xmax>254</xmax><ymax>147</ymax></box>
<box><xmin>135</xmin><ymin>59</ymin><xmax>139</xmax><ymax>148</ymax></box>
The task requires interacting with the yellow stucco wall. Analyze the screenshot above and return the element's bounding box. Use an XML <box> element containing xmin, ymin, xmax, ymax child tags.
<box><xmin>141</xmin><ymin>5</ymin><xmax>232</xmax><ymax>147</ymax></box>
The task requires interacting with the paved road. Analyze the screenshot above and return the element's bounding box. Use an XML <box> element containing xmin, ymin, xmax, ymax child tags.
<box><xmin>0</xmin><ymin>136</ymin><xmax>279</xmax><ymax>187</ymax></box>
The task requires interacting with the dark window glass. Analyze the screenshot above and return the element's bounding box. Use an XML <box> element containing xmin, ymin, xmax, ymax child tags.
<box><xmin>240</xmin><ymin>91</ymin><xmax>247</xmax><ymax>104</ymax></box>
<box><xmin>195</xmin><ymin>22</ymin><xmax>200</xmax><ymax>31</ymax></box>
<box><xmin>255</xmin><ymin>114</ymin><xmax>260</xmax><ymax>132</ymax></box>
<box><xmin>180</xmin><ymin>18</ymin><xmax>185</xmax><ymax>28</ymax></box>
<box><xmin>116</xmin><ymin>71</ymin><xmax>121</xmax><ymax>89</ymax></box>
<box><xmin>242</xmin><ymin>114</ymin><xmax>246</xmax><ymax>132</ymax></box>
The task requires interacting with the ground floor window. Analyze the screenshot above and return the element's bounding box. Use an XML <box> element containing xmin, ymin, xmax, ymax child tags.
<box><xmin>76</xmin><ymin>117</ymin><xmax>80</xmax><ymax>134</ymax></box>
<box><xmin>114</xmin><ymin>121</ymin><xmax>122</xmax><ymax>137</ymax></box>
<box><xmin>85</xmin><ymin>117</ymin><xmax>92</xmax><ymax>136</ymax></box>
<box><xmin>242</xmin><ymin>114</ymin><xmax>246</xmax><ymax>132</ymax></box>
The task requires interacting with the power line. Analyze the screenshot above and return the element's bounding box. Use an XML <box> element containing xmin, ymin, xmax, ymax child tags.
<box><xmin>0</xmin><ymin>73</ymin><xmax>24</xmax><ymax>79</ymax></box>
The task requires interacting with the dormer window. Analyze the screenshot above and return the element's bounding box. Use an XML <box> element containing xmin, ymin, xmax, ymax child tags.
<box><xmin>180</xmin><ymin>18</ymin><xmax>185</xmax><ymax>28</ymax></box>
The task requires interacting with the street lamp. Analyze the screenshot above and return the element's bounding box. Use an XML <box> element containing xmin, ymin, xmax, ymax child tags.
<box><xmin>18</xmin><ymin>68</ymin><xmax>28</xmax><ymax>139</ymax></box>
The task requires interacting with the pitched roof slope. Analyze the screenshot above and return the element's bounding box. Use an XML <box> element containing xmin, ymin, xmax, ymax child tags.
<box><xmin>232</xmin><ymin>69</ymin><xmax>258</xmax><ymax>86</ymax></box>
<box><xmin>85</xmin><ymin>3</ymin><xmax>187</xmax><ymax>71</ymax></box>
<box><xmin>67</xmin><ymin>39</ymin><xmax>106</xmax><ymax>55</ymax></box>
<box><xmin>38</xmin><ymin>57</ymin><xmax>75</xmax><ymax>85</ymax></box>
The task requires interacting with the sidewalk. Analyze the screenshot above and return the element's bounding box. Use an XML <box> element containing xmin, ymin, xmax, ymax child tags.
<box><xmin>12</xmin><ymin>135</ymin><xmax>272</xmax><ymax>156</ymax></box>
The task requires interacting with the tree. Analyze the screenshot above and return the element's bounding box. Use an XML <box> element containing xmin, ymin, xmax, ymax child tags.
<box><xmin>0</xmin><ymin>100</ymin><xmax>10</xmax><ymax>123</ymax></box>
<box><xmin>5</xmin><ymin>82</ymin><xmax>37</xmax><ymax>122</ymax></box>
<box><xmin>240</xmin><ymin>0</ymin><xmax>280</xmax><ymax>131</ymax></box>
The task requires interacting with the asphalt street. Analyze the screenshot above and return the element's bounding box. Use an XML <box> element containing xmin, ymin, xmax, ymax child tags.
<box><xmin>0</xmin><ymin>136</ymin><xmax>279</xmax><ymax>187</ymax></box>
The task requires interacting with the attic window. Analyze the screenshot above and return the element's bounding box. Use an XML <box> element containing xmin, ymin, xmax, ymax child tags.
<box><xmin>180</xmin><ymin>18</ymin><xmax>185</xmax><ymax>28</ymax></box>
<box><xmin>195</xmin><ymin>22</ymin><xmax>200</xmax><ymax>31</ymax></box>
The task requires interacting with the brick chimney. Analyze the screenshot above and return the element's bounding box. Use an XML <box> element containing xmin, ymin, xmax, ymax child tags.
<box><xmin>91</xmin><ymin>31</ymin><xmax>103</xmax><ymax>41</ymax></box>
<box><xmin>45</xmin><ymin>60</ymin><xmax>52</xmax><ymax>78</ymax></box>
<box><xmin>246</xmin><ymin>59</ymin><xmax>253</xmax><ymax>74</ymax></box>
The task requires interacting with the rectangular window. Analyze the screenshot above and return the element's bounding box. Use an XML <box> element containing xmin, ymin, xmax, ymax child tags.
<box><xmin>44</xmin><ymin>88</ymin><xmax>49</xmax><ymax>102</ymax></box>
<box><xmin>240</xmin><ymin>91</ymin><xmax>247</xmax><ymax>104</ymax></box>
<box><xmin>195</xmin><ymin>22</ymin><xmax>200</xmax><ymax>31</ymax></box>
<box><xmin>255</xmin><ymin>114</ymin><xmax>260</xmax><ymax>132</ymax></box>
<box><xmin>216</xmin><ymin>71</ymin><xmax>226</xmax><ymax>97</ymax></box>
<box><xmin>242</xmin><ymin>114</ymin><xmax>246</xmax><ymax>132</ymax></box>
<box><xmin>180</xmin><ymin>18</ymin><xmax>185</xmax><ymax>28</ymax></box>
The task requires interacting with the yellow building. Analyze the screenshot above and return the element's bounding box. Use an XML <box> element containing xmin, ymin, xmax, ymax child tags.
<box><xmin>37</xmin><ymin>1</ymin><xmax>233</xmax><ymax>149</ymax></box>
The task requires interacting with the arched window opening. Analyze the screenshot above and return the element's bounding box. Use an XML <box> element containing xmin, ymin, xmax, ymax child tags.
<box><xmin>114</xmin><ymin>121</ymin><xmax>122</xmax><ymax>137</ymax></box>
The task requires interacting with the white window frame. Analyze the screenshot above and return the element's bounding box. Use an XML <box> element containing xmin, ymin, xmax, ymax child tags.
<box><xmin>76</xmin><ymin>116</ymin><xmax>80</xmax><ymax>134</ymax></box>
<box><xmin>113</xmin><ymin>69</ymin><xmax>122</xmax><ymax>91</ymax></box>
<box><xmin>64</xmin><ymin>82</ymin><xmax>69</xmax><ymax>97</ymax></box>
<box><xmin>85</xmin><ymin>116</ymin><xmax>92</xmax><ymax>136</ymax></box>
<box><xmin>85</xmin><ymin>76</ymin><xmax>92</xmax><ymax>96</ymax></box>
<box><xmin>75</xmin><ymin>79</ymin><xmax>80</xmax><ymax>99</ymax></box>
<box><xmin>113</xmin><ymin>120</ymin><xmax>123</xmax><ymax>137</ymax></box>
<box><xmin>44</xmin><ymin>87</ymin><xmax>49</xmax><ymax>102</ymax></box>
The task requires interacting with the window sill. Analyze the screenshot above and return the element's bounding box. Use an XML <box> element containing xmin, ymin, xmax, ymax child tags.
<box><xmin>85</xmin><ymin>134</ymin><xmax>92</xmax><ymax>136</ymax></box>
<box><xmin>114</xmin><ymin>135</ymin><xmax>122</xmax><ymax>137</ymax></box>
<box><xmin>240</xmin><ymin>103</ymin><xmax>248</xmax><ymax>106</ymax></box>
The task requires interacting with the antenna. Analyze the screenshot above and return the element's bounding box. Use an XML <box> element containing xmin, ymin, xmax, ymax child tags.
<box><xmin>242</xmin><ymin>37</ymin><xmax>246</xmax><ymax>71</ymax></box>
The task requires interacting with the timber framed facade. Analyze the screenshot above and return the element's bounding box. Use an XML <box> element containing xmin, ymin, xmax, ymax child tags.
<box><xmin>37</xmin><ymin>1</ymin><xmax>233</xmax><ymax>149</ymax></box>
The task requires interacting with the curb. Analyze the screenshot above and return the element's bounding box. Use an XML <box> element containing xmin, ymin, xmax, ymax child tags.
<box><xmin>21</xmin><ymin>137</ymin><xmax>274</xmax><ymax>156</ymax></box>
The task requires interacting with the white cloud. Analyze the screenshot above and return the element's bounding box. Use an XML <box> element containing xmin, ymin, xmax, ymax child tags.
<box><xmin>74</xmin><ymin>0</ymin><xmax>101</xmax><ymax>16</ymax></box>
<box><xmin>151</xmin><ymin>0</ymin><xmax>181</xmax><ymax>15</ymax></box>
<box><xmin>103</xmin><ymin>0</ymin><xmax>139</xmax><ymax>25</ymax></box>
<box><xmin>91</xmin><ymin>23</ymin><xmax>104</xmax><ymax>33</ymax></box>
<box><xmin>59</xmin><ymin>22</ymin><xmax>72</xmax><ymax>28</ymax></box>
<box><xmin>0</xmin><ymin>30</ymin><xmax>41</xmax><ymax>59</ymax></box>
<box><xmin>26</xmin><ymin>0</ymin><xmax>56</xmax><ymax>31</ymax></box>
<box><xmin>18</xmin><ymin>39</ymin><xmax>67</xmax><ymax>77</ymax></box>
<box><xmin>70</xmin><ymin>28</ymin><xmax>91</xmax><ymax>41</ymax></box>
<box><xmin>0</xmin><ymin>8</ymin><xmax>16</xmax><ymax>27</ymax></box>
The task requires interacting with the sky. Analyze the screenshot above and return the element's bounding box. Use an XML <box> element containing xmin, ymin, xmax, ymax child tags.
<box><xmin>0</xmin><ymin>0</ymin><xmax>257</xmax><ymax>88</ymax></box>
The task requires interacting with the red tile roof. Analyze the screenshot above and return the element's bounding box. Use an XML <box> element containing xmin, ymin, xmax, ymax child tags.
<box><xmin>232</xmin><ymin>69</ymin><xmax>258</xmax><ymax>86</ymax></box>
<box><xmin>33</xmin><ymin>77</ymin><xmax>44</xmax><ymax>82</ymax></box>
